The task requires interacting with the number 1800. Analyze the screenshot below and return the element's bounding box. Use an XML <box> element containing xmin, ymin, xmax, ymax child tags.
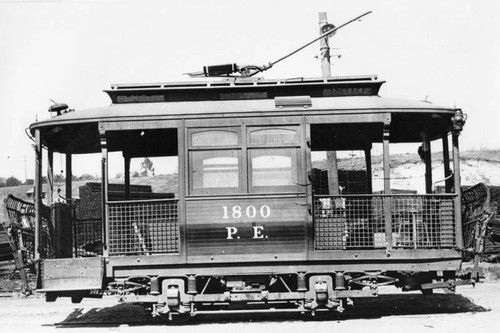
<box><xmin>222</xmin><ymin>205</ymin><xmax>271</xmax><ymax>219</ymax></box>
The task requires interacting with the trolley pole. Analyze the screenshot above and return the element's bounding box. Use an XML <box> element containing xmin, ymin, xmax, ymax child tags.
<box><xmin>319</xmin><ymin>12</ymin><xmax>340</xmax><ymax>196</ymax></box>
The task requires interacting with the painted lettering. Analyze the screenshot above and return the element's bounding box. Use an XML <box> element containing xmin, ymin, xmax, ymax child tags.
<box><xmin>246</xmin><ymin>205</ymin><xmax>256</xmax><ymax>218</ymax></box>
<box><xmin>226</xmin><ymin>227</ymin><xmax>238</xmax><ymax>239</ymax></box>
<box><xmin>232</xmin><ymin>206</ymin><xmax>242</xmax><ymax>219</ymax></box>
<box><xmin>222</xmin><ymin>205</ymin><xmax>272</xmax><ymax>219</ymax></box>
<box><xmin>260</xmin><ymin>205</ymin><xmax>271</xmax><ymax>218</ymax></box>
<box><xmin>253</xmin><ymin>226</ymin><xmax>265</xmax><ymax>239</ymax></box>
<box><xmin>222</xmin><ymin>206</ymin><xmax>229</xmax><ymax>219</ymax></box>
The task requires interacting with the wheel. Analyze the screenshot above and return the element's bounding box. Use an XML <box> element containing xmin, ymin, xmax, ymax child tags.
<box><xmin>45</xmin><ymin>292</ymin><xmax>57</xmax><ymax>302</ymax></box>
<box><xmin>71</xmin><ymin>294</ymin><xmax>84</xmax><ymax>303</ymax></box>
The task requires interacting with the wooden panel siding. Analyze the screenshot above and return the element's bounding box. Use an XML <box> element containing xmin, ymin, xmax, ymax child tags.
<box><xmin>186</xmin><ymin>196</ymin><xmax>308</xmax><ymax>259</ymax></box>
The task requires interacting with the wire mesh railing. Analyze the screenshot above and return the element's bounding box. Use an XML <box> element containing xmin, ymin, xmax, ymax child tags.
<box><xmin>313</xmin><ymin>194</ymin><xmax>456</xmax><ymax>250</ymax></box>
<box><xmin>108</xmin><ymin>199</ymin><xmax>179</xmax><ymax>256</ymax></box>
<box><xmin>73</xmin><ymin>218</ymin><xmax>102</xmax><ymax>257</ymax></box>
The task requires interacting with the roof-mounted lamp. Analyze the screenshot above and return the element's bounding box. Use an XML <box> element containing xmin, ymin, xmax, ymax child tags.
<box><xmin>48</xmin><ymin>101</ymin><xmax>70</xmax><ymax>116</ymax></box>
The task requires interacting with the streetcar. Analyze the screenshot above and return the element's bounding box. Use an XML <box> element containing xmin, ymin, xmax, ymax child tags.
<box><xmin>19</xmin><ymin>13</ymin><xmax>486</xmax><ymax>320</ymax></box>
<box><xmin>27</xmin><ymin>72</ymin><xmax>473</xmax><ymax>316</ymax></box>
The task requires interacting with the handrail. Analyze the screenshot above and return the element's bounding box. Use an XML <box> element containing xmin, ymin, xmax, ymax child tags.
<box><xmin>106</xmin><ymin>198</ymin><xmax>178</xmax><ymax>205</ymax></box>
<box><xmin>313</xmin><ymin>193</ymin><xmax>458</xmax><ymax>198</ymax></box>
<box><xmin>433</xmin><ymin>172</ymin><xmax>454</xmax><ymax>190</ymax></box>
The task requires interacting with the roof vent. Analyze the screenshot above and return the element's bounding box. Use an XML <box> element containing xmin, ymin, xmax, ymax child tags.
<box><xmin>275</xmin><ymin>96</ymin><xmax>312</xmax><ymax>108</ymax></box>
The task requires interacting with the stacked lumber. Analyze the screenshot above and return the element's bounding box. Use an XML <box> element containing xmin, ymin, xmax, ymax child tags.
<box><xmin>0</xmin><ymin>224</ymin><xmax>14</xmax><ymax>263</ymax></box>
<box><xmin>0</xmin><ymin>223</ymin><xmax>15</xmax><ymax>281</ymax></box>
<box><xmin>77</xmin><ymin>182</ymin><xmax>172</xmax><ymax>220</ymax></box>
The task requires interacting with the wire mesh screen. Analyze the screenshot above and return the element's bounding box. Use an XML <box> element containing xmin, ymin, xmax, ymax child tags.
<box><xmin>391</xmin><ymin>196</ymin><xmax>455</xmax><ymax>249</ymax></box>
<box><xmin>313</xmin><ymin>195</ymin><xmax>456</xmax><ymax>250</ymax></box>
<box><xmin>73</xmin><ymin>218</ymin><xmax>102</xmax><ymax>257</ymax></box>
<box><xmin>313</xmin><ymin>196</ymin><xmax>384</xmax><ymax>249</ymax></box>
<box><xmin>108</xmin><ymin>199</ymin><xmax>179</xmax><ymax>255</ymax></box>
<box><xmin>313</xmin><ymin>197</ymin><xmax>347</xmax><ymax>250</ymax></box>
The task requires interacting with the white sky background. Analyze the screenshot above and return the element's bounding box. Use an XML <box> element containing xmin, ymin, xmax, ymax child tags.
<box><xmin>0</xmin><ymin>0</ymin><xmax>499</xmax><ymax>181</ymax></box>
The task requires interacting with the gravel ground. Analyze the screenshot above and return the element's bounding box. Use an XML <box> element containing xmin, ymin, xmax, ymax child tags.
<box><xmin>0</xmin><ymin>282</ymin><xmax>499</xmax><ymax>333</ymax></box>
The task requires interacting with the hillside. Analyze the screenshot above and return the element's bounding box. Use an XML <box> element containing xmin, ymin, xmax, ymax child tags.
<box><xmin>314</xmin><ymin>149</ymin><xmax>500</xmax><ymax>193</ymax></box>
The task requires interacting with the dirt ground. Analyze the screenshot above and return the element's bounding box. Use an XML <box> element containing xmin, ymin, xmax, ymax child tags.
<box><xmin>0</xmin><ymin>282</ymin><xmax>499</xmax><ymax>333</ymax></box>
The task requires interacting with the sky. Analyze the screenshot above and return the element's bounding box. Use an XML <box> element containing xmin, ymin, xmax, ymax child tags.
<box><xmin>0</xmin><ymin>0</ymin><xmax>499</xmax><ymax>181</ymax></box>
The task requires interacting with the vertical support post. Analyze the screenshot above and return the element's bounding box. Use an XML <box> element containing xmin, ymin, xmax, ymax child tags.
<box><xmin>304</xmin><ymin>116</ymin><xmax>314</xmax><ymax>254</ymax></box>
<box><xmin>124</xmin><ymin>154</ymin><xmax>131</xmax><ymax>200</ymax></box>
<box><xmin>241</xmin><ymin>124</ymin><xmax>248</xmax><ymax>191</ymax></box>
<box><xmin>46</xmin><ymin>148</ymin><xmax>56</xmax><ymax>256</ymax></box>
<box><xmin>65</xmin><ymin>154</ymin><xmax>72</xmax><ymax>201</ymax></box>
<box><xmin>383</xmin><ymin>123</ymin><xmax>392</xmax><ymax>251</ymax></box>
<box><xmin>364</xmin><ymin>147</ymin><xmax>372</xmax><ymax>194</ymax></box>
<box><xmin>178</xmin><ymin>120</ymin><xmax>188</xmax><ymax>259</ymax></box>
<box><xmin>452</xmin><ymin>133</ymin><xmax>463</xmax><ymax>248</ymax></box>
<box><xmin>99</xmin><ymin>129</ymin><xmax>109</xmax><ymax>255</ymax></box>
<box><xmin>34</xmin><ymin>129</ymin><xmax>42</xmax><ymax>261</ymax></box>
<box><xmin>442</xmin><ymin>134</ymin><xmax>452</xmax><ymax>193</ymax></box>
<box><xmin>327</xmin><ymin>151</ymin><xmax>340</xmax><ymax>195</ymax></box>
<box><xmin>424</xmin><ymin>139</ymin><xmax>432</xmax><ymax>193</ymax></box>
<box><xmin>319</xmin><ymin>12</ymin><xmax>339</xmax><ymax>196</ymax></box>
<box><xmin>383</xmin><ymin>125</ymin><xmax>391</xmax><ymax>194</ymax></box>
<box><xmin>451</xmin><ymin>109</ymin><xmax>466</xmax><ymax>249</ymax></box>
<box><xmin>47</xmin><ymin>149</ymin><xmax>54</xmax><ymax>206</ymax></box>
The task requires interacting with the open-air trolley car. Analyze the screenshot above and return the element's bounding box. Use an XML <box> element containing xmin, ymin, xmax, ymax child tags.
<box><xmin>22</xmin><ymin>69</ymin><xmax>483</xmax><ymax>319</ymax></box>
